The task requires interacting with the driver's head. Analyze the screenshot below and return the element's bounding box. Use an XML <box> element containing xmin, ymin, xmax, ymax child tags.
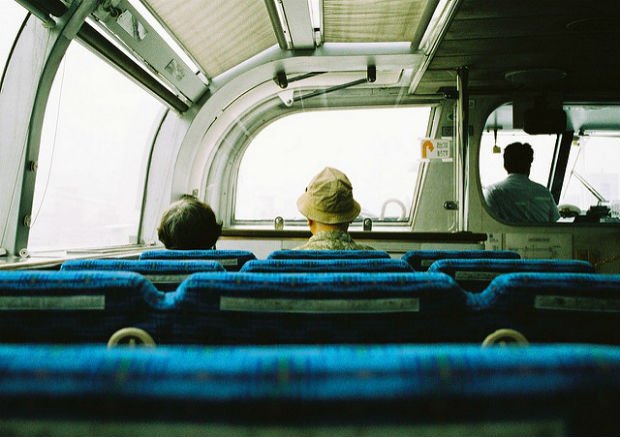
<box><xmin>503</xmin><ymin>142</ymin><xmax>534</xmax><ymax>175</ymax></box>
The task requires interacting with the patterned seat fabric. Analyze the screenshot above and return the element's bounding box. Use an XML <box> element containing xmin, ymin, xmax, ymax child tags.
<box><xmin>402</xmin><ymin>250</ymin><xmax>521</xmax><ymax>271</ymax></box>
<box><xmin>0</xmin><ymin>270</ymin><xmax>171</xmax><ymax>343</ymax></box>
<box><xmin>267</xmin><ymin>250</ymin><xmax>391</xmax><ymax>260</ymax></box>
<box><xmin>0</xmin><ymin>344</ymin><xmax>618</xmax><ymax>435</ymax></box>
<box><xmin>468</xmin><ymin>272</ymin><xmax>620</xmax><ymax>344</ymax></box>
<box><xmin>428</xmin><ymin>258</ymin><xmax>594</xmax><ymax>292</ymax></box>
<box><xmin>139</xmin><ymin>250</ymin><xmax>256</xmax><ymax>271</ymax></box>
<box><xmin>240</xmin><ymin>258</ymin><xmax>413</xmax><ymax>273</ymax></box>
<box><xmin>166</xmin><ymin>271</ymin><xmax>468</xmax><ymax>344</ymax></box>
<box><xmin>61</xmin><ymin>259</ymin><xmax>225</xmax><ymax>291</ymax></box>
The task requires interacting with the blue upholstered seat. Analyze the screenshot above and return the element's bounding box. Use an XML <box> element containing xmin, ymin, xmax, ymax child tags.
<box><xmin>267</xmin><ymin>249</ymin><xmax>391</xmax><ymax>260</ymax></box>
<box><xmin>402</xmin><ymin>249</ymin><xmax>521</xmax><ymax>271</ymax></box>
<box><xmin>167</xmin><ymin>272</ymin><xmax>468</xmax><ymax>344</ymax></box>
<box><xmin>428</xmin><ymin>258</ymin><xmax>594</xmax><ymax>292</ymax></box>
<box><xmin>139</xmin><ymin>249</ymin><xmax>256</xmax><ymax>271</ymax></box>
<box><xmin>0</xmin><ymin>270</ymin><xmax>171</xmax><ymax>343</ymax></box>
<box><xmin>61</xmin><ymin>259</ymin><xmax>225</xmax><ymax>291</ymax></box>
<box><xmin>468</xmin><ymin>272</ymin><xmax>620</xmax><ymax>344</ymax></box>
<box><xmin>0</xmin><ymin>344</ymin><xmax>618</xmax><ymax>434</ymax></box>
<box><xmin>240</xmin><ymin>258</ymin><xmax>414</xmax><ymax>273</ymax></box>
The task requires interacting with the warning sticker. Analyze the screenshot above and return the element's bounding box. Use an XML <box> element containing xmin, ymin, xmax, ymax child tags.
<box><xmin>421</xmin><ymin>139</ymin><xmax>452</xmax><ymax>160</ymax></box>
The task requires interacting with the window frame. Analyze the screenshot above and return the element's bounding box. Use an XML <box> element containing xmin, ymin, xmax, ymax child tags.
<box><xmin>480</xmin><ymin>101</ymin><xmax>620</xmax><ymax>226</ymax></box>
<box><xmin>228</xmin><ymin>103</ymin><xmax>437</xmax><ymax>230</ymax></box>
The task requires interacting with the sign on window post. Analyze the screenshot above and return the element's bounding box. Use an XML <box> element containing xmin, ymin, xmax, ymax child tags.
<box><xmin>421</xmin><ymin>138</ymin><xmax>452</xmax><ymax>161</ymax></box>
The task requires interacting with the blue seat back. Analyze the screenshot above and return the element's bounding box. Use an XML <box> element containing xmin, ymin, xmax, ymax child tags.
<box><xmin>240</xmin><ymin>258</ymin><xmax>413</xmax><ymax>273</ymax></box>
<box><xmin>267</xmin><ymin>250</ymin><xmax>391</xmax><ymax>260</ymax></box>
<box><xmin>402</xmin><ymin>249</ymin><xmax>520</xmax><ymax>271</ymax></box>
<box><xmin>61</xmin><ymin>259</ymin><xmax>225</xmax><ymax>291</ymax></box>
<box><xmin>0</xmin><ymin>344</ymin><xmax>618</xmax><ymax>435</ymax></box>
<box><xmin>167</xmin><ymin>272</ymin><xmax>468</xmax><ymax>344</ymax></box>
<box><xmin>139</xmin><ymin>249</ymin><xmax>256</xmax><ymax>271</ymax></box>
<box><xmin>0</xmin><ymin>271</ymin><xmax>169</xmax><ymax>343</ymax></box>
<box><xmin>469</xmin><ymin>273</ymin><xmax>620</xmax><ymax>344</ymax></box>
<box><xmin>428</xmin><ymin>258</ymin><xmax>594</xmax><ymax>292</ymax></box>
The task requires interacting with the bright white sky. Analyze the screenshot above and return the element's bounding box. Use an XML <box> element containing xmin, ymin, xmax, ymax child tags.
<box><xmin>0</xmin><ymin>1</ymin><xmax>27</xmax><ymax>72</ymax></box>
<box><xmin>28</xmin><ymin>40</ymin><xmax>164</xmax><ymax>250</ymax></box>
<box><xmin>236</xmin><ymin>106</ymin><xmax>432</xmax><ymax>221</ymax></box>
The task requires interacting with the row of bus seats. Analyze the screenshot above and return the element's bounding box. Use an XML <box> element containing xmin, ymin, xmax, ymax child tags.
<box><xmin>2</xmin><ymin>249</ymin><xmax>619</xmax><ymax>433</ymax></box>
<box><xmin>62</xmin><ymin>259</ymin><xmax>226</xmax><ymax>291</ymax></box>
<box><xmin>427</xmin><ymin>258</ymin><xmax>595</xmax><ymax>292</ymax></box>
<box><xmin>1</xmin><ymin>269</ymin><xmax>618</xmax><ymax>346</ymax></box>
<box><xmin>0</xmin><ymin>343</ymin><xmax>618</xmax><ymax>435</ymax></box>
<box><xmin>240</xmin><ymin>258</ymin><xmax>414</xmax><ymax>273</ymax></box>
<box><xmin>64</xmin><ymin>249</ymin><xmax>593</xmax><ymax>292</ymax></box>
<box><xmin>137</xmin><ymin>248</ymin><xmax>519</xmax><ymax>270</ymax></box>
<box><xmin>139</xmin><ymin>249</ymin><xmax>258</xmax><ymax>270</ymax></box>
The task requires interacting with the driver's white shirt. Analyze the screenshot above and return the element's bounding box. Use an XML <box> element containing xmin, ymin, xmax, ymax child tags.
<box><xmin>484</xmin><ymin>174</ymin><xmax>560</xmax><ymax>223</ymax></box>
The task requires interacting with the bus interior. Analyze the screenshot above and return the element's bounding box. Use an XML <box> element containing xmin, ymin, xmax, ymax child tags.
<box><xmin>0</xmin><ymin>0</ymin><xmax>619</xmax><ymax>434</ymax></box>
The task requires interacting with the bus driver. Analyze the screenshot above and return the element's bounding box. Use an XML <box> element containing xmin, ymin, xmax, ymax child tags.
<box><xmin>484</xmin><ymin>142</ymin><xmax>560</xmax><ymax>223</ymax></box>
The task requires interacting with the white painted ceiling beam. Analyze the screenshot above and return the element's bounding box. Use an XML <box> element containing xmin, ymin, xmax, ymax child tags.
<box><xmin>281</xmin><ymin>0</ymin><xmax>316</xmax><ymax>49</ymax></box>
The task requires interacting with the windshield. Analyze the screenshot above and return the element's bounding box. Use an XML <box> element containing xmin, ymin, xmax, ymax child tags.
<box><xmin>560</xmin><ymin>133</ymin><xmax>620</xmax><ymax>218</ymax></box>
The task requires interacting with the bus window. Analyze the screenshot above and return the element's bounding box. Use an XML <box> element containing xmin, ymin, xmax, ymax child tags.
<box><xmin>0</xmin><ymin>2</ymin><xmax>27</xmax><ymax>79</ymax></box>
<box><xmin>27</xmin><ymin>41</ymin><xmax>165</xmax><ymax>251</ymax></box>
<box><xmin>560</xmin><ymin>133</ymin><xmax>620</xmax><ymax>217</ymax></box>
<box><xmin>234</xmin><ymin>106</ymin><xmax>432</xmax><ymax>226</ymax></box>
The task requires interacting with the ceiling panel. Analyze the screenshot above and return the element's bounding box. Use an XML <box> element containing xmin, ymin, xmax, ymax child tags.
<box><xmin>417</xmin><ymin>0</ymin><xmax>620</xmax><ymax>97</ymax></box>
<box><xmin>146</xmin><ymin>0</ymin><xmax>277</xmax><ymax>78</ymax></box>
<box><xmin>323</xmin><ymin>0</ymin><xmax>429</xmax><ymax>42</ymax></box>
<box><xmin>455</xmin><ymin>0</ymin><xmax>620</xmax><ymax>20</ymax></box>
<box><xmin>437</xmin><ymin>36</ymin><xmax>613</xmax><ymax>57</ymax></box>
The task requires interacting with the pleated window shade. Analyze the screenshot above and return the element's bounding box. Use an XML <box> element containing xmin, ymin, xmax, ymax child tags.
<box><xmin>323</xmin><ymin>0</ymin><xmax>428</xmax><ymax>42</ymax></box>
<box><xmin>144</xmin><ymin>0</ymin><xmax>429</xmax><ymax>78</ymax></box>
<box><xmin>146</xmin><ymin>0</ymin><xmax>277</xmax><ymax>78</ymax></box>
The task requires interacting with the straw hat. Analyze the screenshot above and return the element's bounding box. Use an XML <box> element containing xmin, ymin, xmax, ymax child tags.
<box><xmin>297</xmin><ymin>167</ymin><xmax>361</xmax><ymax>224</ymax></box>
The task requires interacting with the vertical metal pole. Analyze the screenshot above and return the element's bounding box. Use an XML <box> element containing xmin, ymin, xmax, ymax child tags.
<box><xmin>456</xmin><ymin>66</ymin><xmax>469</xmax><ymax>232</ymax></box>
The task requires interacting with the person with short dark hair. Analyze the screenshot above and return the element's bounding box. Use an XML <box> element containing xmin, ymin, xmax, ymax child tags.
<box><xmin>157</xmin><ymin>197</ymin><xmax>222</xmax><ymax>249</ymax></box>
<box><xmin>484</xmin><ymin>142</ymin><xmax>560</xmax><ymax>223</ymax></box>
<box><xmin>294</xmin><ymin>167</ymin><xmax>374</xmax><ymax>250</ymax></box>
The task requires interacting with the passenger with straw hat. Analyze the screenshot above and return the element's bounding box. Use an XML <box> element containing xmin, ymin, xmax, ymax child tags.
<box><xmin>294</xmin><ymin>167</ymin><xmax>374</xmax><ymax>250</ymax></box>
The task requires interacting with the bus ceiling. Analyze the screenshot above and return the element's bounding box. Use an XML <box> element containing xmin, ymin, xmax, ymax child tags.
<box><xmin>14</xmin><ymin>0</ymin><xmax>468</xmax><ymax>110</ymax></box>
<box><xmin>11</xmin><ymin>0</ymin><xmax>620</xmax><ymax>107</ymax></box>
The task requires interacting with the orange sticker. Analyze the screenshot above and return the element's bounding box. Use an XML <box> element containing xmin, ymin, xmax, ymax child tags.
<box><xmin>422</xmin><ymin>140</ymin><xmax>435</xmax><ymax>158</ymax></box>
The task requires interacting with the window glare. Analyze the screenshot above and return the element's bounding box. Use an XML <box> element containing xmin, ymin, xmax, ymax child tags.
<box><xmin>28</xmin><ymin>42</ymin><xmax>164</xmax><ymax>251</ymax></box>
<box><xmin>235</xmin><ymin>107</ymin><xmax>431</xmax><ymax>222</ymax></box>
